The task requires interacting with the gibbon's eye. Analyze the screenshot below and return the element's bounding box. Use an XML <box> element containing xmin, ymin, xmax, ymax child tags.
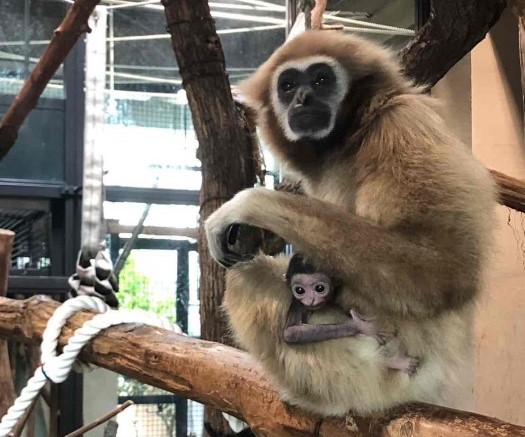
<box><xmin>313</xmin><ymin>74</ymin><xmax>328</xmax><ymax>86</ymax></box>
<box><xmin>315</xmin><ymin>284</ymin><xmax>325</xmax><ymax>293</ymax></box>
<box><xmin>279</xmin><ymin>80</ymin><xmax>295</xmax><ymax>93</ymax></box>
<box><xmin>294</xmin><ymin>286</ymin><xmax>305</xmax><ymax>295</ymax></box>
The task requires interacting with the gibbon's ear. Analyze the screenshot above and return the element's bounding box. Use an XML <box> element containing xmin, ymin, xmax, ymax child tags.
<box><xmin>237</xmin><ymin>59</ymin><xmax>276</xmax><ymax>112</ymax></box>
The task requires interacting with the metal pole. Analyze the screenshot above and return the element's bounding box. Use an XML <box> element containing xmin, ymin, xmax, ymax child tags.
<box><xmin>286</xmin><ymin>0</ymin><xmax>298</xmax><ymax>37</ymax></box>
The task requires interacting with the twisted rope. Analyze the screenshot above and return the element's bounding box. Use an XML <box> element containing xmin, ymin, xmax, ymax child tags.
<box><xmin>0</xmin><ymin>296</ymin><xmax>182</xmax><ymax>437</ymax></box>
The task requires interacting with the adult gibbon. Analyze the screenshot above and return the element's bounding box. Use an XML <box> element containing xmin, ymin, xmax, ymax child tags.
<box><xmin>205</xmin><ymin>31</ymin><xmax>496</xmax><ymax>415</ymax></box>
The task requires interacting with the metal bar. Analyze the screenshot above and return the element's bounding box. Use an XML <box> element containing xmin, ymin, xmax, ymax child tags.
<box><xmin>416</xmin><ymin>0</ymin><xmax>431</xmax><ymax>29</ymax></box>
<box><xmin>286</xmin><ymin>0</ymin><xmax>298</xmax><ymax>36</ymax></box>
<box><xmin>109</xmin><ymin>233</ymin><xmax>120</xmax><ymax>264</ymax></box>
<box><xmin>323</xmin><ymin>14</ymin><xmax>415</xmax><ymax>34</ymax></box>
<box><xmin>106</xmin><ymin>186</ymin><xmax>200</xmax><ymax>205</ymax></box>
<box><xmin>118</xmin><ymin>238</ymin><xmax>198</xmax><ymax>251</ymax></box>
<box><xmin>7</xmin><ymin>276</ymin><xmax>69</xmax><ymax>292</ymax></box>
<box><xmin>118</xmin><ymin>394</ymin><xmax>182</xmax><ymax>404</ymax></box>
<box><xmin>175</xmin><ymin>398</ymin><xmax>188</xmax><ymax>437</ymax></box>
<box><xmin>176</xmin><ymin>246</ymin><xmax>189</xmax><ymax>333</ymax></box>
<box><xmin>57</xmin><ymin>14</ymin><xmax>87</xmax><ymax>436</ymax></box>
<box><xmin>23</xmin><ymin>0</ymin><xmax>32</xmax><ymax>78</ymax></box>
<box><xmin>57</xmin><ymin>374</ymin><xmax>84</xmax><ymax>436</ymax></box>
<box><xmin>63</xmin><ymin>35</ymin><xmax>86</xmax><ymax>275</ymax></box>
<box><xmin>0</xmin><ymin>181</ymin><xmax>70</xmax><ymax>198</ymax></box>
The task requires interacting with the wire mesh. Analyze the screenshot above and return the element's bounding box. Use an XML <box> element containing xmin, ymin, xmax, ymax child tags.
<box><xmin>0</xmin><ymin>208</ymin><xmax>52</xmax><ymax>273</ymax></box>
<box><xmin>105</xmin><ymin>94</ymin><xmax>193</xmax><ymax>130</ymax></box>
<box><xmin>116</xmin><ymin>397</ymin><xmax>205</xmax><ymax>437</ymax></box>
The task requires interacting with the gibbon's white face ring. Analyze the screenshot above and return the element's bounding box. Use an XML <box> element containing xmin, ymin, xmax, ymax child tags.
<box><xmin>270</xmin><ymin>55</ymin><xmax>350</xmax><ymax>142</ymax></box>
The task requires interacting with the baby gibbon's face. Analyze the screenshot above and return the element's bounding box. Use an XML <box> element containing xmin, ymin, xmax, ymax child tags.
<box><xmin>291</xmin><ymin>272</ymin><xmax>333</xmax><ymax>310</ymax></box>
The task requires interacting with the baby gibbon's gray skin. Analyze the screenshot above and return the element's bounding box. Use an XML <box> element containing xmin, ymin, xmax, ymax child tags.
<box><xmin>205</xmin><ymin>31</ymin><xmax>496</xmax><ymax>415</ymax></box>
<box><xmin>283</xmin><ymin>252</ymin><xmax>382</xmax><ymax>344</ymax></box>
<box><xmin>284</xmin><ymin>253</ymin><xmax>419</xmax><ymax>375</ymax></box>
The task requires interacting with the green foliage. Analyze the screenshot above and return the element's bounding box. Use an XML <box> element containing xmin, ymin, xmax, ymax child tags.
<box><xmin>118</xmin><ymin>254</ymin><xmax>175</xmax><ymax>322</ymax></box>
<box><xmin>117</xmin><ymin>253</ymin><xmax>176</xmax><ymax>397</ymax></box>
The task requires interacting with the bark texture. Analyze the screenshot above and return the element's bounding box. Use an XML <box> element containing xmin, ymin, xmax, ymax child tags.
<box><xmin>0</xmin><ymin>0</ymin><xmax>100</xmax><ymax>159</ymax></box>
<box><xmin>399</xmin><ymin>0</ymin><xmax>507</xmax><ymax>87</ymax></box>
<box><xmin>491</xmin><ymin>169</ymin><xmax>525</xmax><ymax>213</ymax></box>
<box><xmin>161</xmin><ymin>1</ymin><xmax>260</xmax><ymax>434</ymax></box>
<box><xmin>2</xmin><ymin>296</ymin><xmax>525</xmax><ymax>437</ymax></box>
<box><xmin>0</xmin><ymin>229</ymin><xmax>15</xmax><ymax>418</ymax></box>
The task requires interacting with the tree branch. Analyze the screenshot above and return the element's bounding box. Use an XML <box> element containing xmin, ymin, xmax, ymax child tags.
<box><xmin>491</xmin><ymin>169</ymin><xmax>525</xmax><ymax>212</ymax></box>
<box><xmin>0</xmin><ymin>0</ymin><xmax>100</xmax><ymax>159</ymax></box>
<box><xmin>1</xmin><ymin>296</ymin><xmax>525</xmax><ymax>437</ymax></box>
<box><xmin>399</xmin><ymin>0</ymin><xmax>507</xmax><ymax>87</ymax></box>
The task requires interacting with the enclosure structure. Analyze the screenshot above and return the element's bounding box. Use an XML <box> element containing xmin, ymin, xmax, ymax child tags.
<box><xmin>0</xmin><ymin>0</ymin><xmax>525</xmax><ymax>436</ymax></box>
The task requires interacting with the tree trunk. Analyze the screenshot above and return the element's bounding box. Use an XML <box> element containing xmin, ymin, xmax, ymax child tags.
<box><xmin>399</xmin><ymin>0</ymin><xmax>507</xmax><ymax>87</ymax></box>
<box><xmin>161</xmin><ymin>2</ymin><xmax>259</xmax><ymax>435</ymax></box>
<box><xmin>0</xmin><ymin>229</ymin><xmax>15</xmax><ymax>418</ymax></box>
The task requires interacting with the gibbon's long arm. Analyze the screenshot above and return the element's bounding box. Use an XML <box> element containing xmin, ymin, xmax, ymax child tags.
<box><xmin>205</xmin><ymin>188</ymin><xmax>477</xmax><ymax>318</ymax></box>
<box><xmin>283</xmin><ymin>322</ymin><xmax>362</xmax><ymax>344</ymax></box>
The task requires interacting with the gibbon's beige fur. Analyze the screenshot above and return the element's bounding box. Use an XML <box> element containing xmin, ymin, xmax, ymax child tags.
<box><xmin>205</xmin><ymin>31</ymin><xmax>496</xmax><ymax>415</ymax></box>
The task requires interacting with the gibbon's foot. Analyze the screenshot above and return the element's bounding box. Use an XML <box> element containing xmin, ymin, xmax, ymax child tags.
<box><xmin>349</xmin><ymin>309</ymin><xmax>391</xmax><ymax>345</ymax></box>
<box><xmin>385</xmin><ymin>354</ymin><xmax>419</xmax><ymax>376</ymax></box>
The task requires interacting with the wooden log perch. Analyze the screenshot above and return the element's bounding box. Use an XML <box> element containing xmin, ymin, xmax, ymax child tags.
<box><xmin>0</xmin><ymin>0</ymin><xmax>100</xmax><ymax>159</ymax></box>
<box><xmin>1</xmin><ymin>295</ymin><xmax>525</xmax><ymax>437</ymax></box>
<box><xmin>399</xmin><ymin>0</ymin><xmax>507</xmax><ymax>87</ymax></box>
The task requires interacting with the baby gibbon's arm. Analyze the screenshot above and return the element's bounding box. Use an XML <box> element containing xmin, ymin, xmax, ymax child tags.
<box><xmin>206</xmin><ymin>188</ymin><xmax>479</xmax><ymax>318</ymax></box>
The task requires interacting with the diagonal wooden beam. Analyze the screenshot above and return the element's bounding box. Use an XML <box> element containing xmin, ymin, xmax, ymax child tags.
<box><xmin>2</xmin><ymin>295</ymin><xmax>525</xmax><ymax>437</ymax></box>
<box><xmin>0</xmin><ymin>0</ymin><xmax>100</xmax><ymax>159</ymax></box>
<box><xmin>491</xmin><ymin>169</ymin><xmax>525</xmax><ymax>212</ymax></box>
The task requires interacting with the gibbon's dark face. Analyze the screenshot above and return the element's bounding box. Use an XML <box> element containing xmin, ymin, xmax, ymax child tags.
<box><xmin>271</xmin><ymin>56</ymin><xmax>349</xmax><ymax>142</ymax></box>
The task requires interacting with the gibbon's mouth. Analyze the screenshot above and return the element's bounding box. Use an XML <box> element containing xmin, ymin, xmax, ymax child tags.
<box><xmin>305</xmin><ymin>302</ymin><xmax>326</xmax><ymax>310</ymax></box>
<box><xmin>289</xmin><ymin>108</ymin><xmax>331</xmax><ymax>134</ymax></box>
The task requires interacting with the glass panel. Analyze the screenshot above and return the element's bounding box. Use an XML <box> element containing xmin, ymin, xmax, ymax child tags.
<box><xmin>0</xmin><ymin>101</ymin><xmax>65</xmax><ymax>181</ymax></box>
<box><xmin>0</xmin><ymin>0</ymin><xmax>66</xmax><ymax>98</ymax></box>
<box><xmin>100</xmin><ymin>0</ymin><xmax>286</xmax><ymax>189</ymax></box>
<box><xmin>105</xmin><ymin>202</ymin><xmax>199</xmax><ymax>229</ymax></box>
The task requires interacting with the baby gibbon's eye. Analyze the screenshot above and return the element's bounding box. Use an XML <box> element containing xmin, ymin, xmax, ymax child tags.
<box><xmin>315</xmin><ymin>284</ymin><xmax>326</xmax><ymax>293</ymax></box>
<box><xmin>294</xmin><ymin>286</ymin><xmax>305</xmax><ymax>295</ymax></box>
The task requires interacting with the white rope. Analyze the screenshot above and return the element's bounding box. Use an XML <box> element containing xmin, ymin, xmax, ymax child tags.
<box><xmin>0</xmin><ymin>296</ymin><xmax>183</xmax><ymax>437</ymax></box>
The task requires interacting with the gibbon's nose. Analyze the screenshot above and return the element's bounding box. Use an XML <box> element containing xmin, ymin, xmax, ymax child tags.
<box><xmin>304</xmin><ymin>297</ymin><xmax>316</xmax><ymax>306</ymax></box>
<box><xmin>293</xmin><ymin>86</ymin><xmax>312</xmax><ymax>107</ymax></box>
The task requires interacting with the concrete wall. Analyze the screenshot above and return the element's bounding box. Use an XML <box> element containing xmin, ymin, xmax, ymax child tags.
<box><xmin>435</xmin><ymin>7</ymin><xmax>525</xmax><ymax>425</ymax></box>
<box><xmin>83</xmin><ymin>369</ymin><xmax>118</xmax><ymax>437</ymax></box>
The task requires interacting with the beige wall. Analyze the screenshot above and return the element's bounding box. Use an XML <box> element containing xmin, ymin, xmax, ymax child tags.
<box><xmin>471</xmin><ymin>9</ymin><xmax>525</xmax><ymax>425</ymax></box>
<box><xmin>436</xmin><ymin>7</ymin><xmax>525</xmax><ymax>425</ymax></box>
